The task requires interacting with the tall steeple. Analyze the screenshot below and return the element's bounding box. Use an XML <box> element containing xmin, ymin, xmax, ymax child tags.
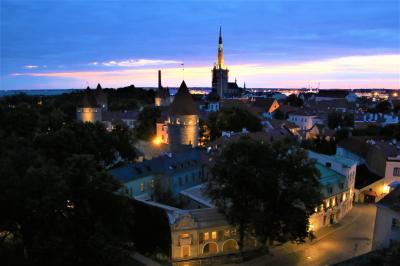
<box><xmin>217</xmin><ymin>26</ymin><xmax>224</xmax><ymax>69</ymax></box>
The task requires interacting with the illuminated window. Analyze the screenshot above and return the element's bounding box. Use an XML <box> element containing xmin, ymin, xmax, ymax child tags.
<box><xmin>140</xmin><ymin>183</ymin><xmax>144</xmax><ymax>192</ymax></box>
<box><xmin>204</xmin><ymin>232</ymin><xmax>209</xmax><ymax>241</ymax></box>
<box><xmin>150</xmin><ymin>179</ymin><xmax>155</xmax><ymax>188</ymax></box>
<box><xmin>180</xmin><ymin>233</ymin><xmax>190</xmax><ymax>238</ymax></box>
<box><xmin>211</xmin><ymin>231</ymin><xmax>217</xmax><ymax>240</ymax></box>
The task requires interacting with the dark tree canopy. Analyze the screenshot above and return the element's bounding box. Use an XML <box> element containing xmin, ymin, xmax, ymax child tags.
<box><xmin>301</xmin><ymin>137</ymin><xmax>336</xmax><ymax>155</ymax></box>
<box><xmin>0</xmin><ymin>94</ymin><xmax>144</xmax><ymax>266</ymax></box>
<box><xmin>327</xmin><ymin>112</ymin><xmax>354</xmax><ymax>129</ymax></box>
<box><xmin>284</xmin><ymin>94</ymin><xmax>304</xmax><ymax>107</ymax></box>
<box><xmin>273</xmin><ymin>109</ymin><xmax>285</xmax><ymax>120</ymax></box>
<box><xmin>134</xmin><ymin>106</ymin><xmax>161</xmax><ymax>140</ymax></box>
<box><xmin>207</xmin><ymin>137</ymin><xmax>322</xmax><ymax>249</ymax></box>
<box><xmin>371</xmin><ymin>100</ymin><xmax>392</xmax><ymax>114</ymax></box>
<box><xmin>206</xmin><ymin>107</ymin><xmax>262</xmax><ymax>140</ymax></box>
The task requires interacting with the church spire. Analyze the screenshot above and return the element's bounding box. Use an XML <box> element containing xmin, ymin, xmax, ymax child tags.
<box><xmin>217</xmin><ymin>26</ymin><xmax>224</xmax><ymax>68</ymax></box>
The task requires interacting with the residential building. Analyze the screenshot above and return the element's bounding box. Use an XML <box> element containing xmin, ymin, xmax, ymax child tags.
<box><xmin>308</xmin><ymin>151</ymin><xmax>357</xmax><ymax>231</ymax></box>
<box><xmin>102</xmin><ymin>110</ymin><xmax>139</xmax><ymax>130</ymax></box>
<box><xmin>337</xmin><ymin>138</ymin><xmax>400</xmax><ymax>203</ymax></box>
<box><xmin>110</xmin><ymin>149</ymin><xmax>203</xmax><ymax>200</ymax></box>
<box><xmin>372</xmin><ymin>186</ymin><xmax>400</xmax><ymax>250</ymax></box>
<box><xmin>288</xmin><ymin>112</ymin><xmax>320</xmax><ymax>131</ymax></box>
<box><xmin>250</xmin><ymin>97</ymin><xmax>280</xmax><ymax>118</ymax></box>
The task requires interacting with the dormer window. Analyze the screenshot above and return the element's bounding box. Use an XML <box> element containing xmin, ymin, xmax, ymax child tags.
<box><xmin>325</xmin><ymin>162</ymin><xmax>332</xmax><ymax>168</ymax></box>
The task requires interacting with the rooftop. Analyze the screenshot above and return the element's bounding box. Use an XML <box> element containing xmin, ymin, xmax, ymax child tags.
<box><xmin>355</xmin><ymin>164</ymin><xmax>383</xmax><ymax>189</ymax></box>
<box><xmin>180</xmin><ymin>183</ymin><xmax>215</xmax><ymax>208</ymax></box>
<box><xmin>169</xmin><ymin>81</ymin><xmax>198</xmax><ymax>116</ymax></box>
<box><xmin>315</xmin><ymin>163</ymin><xmax>346</xmax><ymax>186</ymax></box>
<box><xmin>377</xmin><ymin>186</ymin><xmax>400</xmax><ymax>212</ymax></box>
<box><xmin>110</xmin><ymin>149</ymin><xmax>201</xmax><ymax>183</ymax></box>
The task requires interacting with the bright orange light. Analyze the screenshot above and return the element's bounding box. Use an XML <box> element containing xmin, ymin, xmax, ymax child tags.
<box><xmin>383</xmin><ymin>185</ymin><xmax>390</xmax><ymax>194</ymax></box>
<box><xmin>393</xmin><ymin>92</ymin><xmax>398</xmax><ymax>97</ymax></box>
<box><xmin>152</xmin><ymin>137</ymin><xmax>162</xmax><ymax>145</ymax></box>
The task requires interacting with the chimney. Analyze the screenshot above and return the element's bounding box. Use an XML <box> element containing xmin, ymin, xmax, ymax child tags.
<box><xmin>158</xmin><ymin>70</ymin><xmax>162</xmax><ymax>89</ymax></box>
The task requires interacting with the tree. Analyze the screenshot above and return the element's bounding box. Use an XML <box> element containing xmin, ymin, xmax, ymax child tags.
<box><xmin>284</xmin><ymin>94</ymin><xmax>303</xmax><ymax>107</ymax></box>
<box><xmin>199</xmin><ymin>119</ymin><xmax>211</xmax><ymax>147</ymax></box>
<box><xmin>206</xmin><ymin>107</ymin><xmax>262</xmax><ymax>140</ymax></box>
<box><xmin>372</xmin><ymin>100</ymin><xmax>392</xmax><ymax>114</ymax></box>
<box><xmin>273</xmin><ymin>109</ymin><xmax>285</xmax><ymax>120</ymax></box>
<box><xmin>301</xmin><ymin>137</ymin><xmax>336</xmax><ymax>155</ymax></box>
<box><xmin>206</xmin><ymin>137</ymin><xmax>322</xmax><ymax>250</ymax></box>
<box><xmin>134</xmin><ymin>106</ymin><xmax>161</xmax><ymax>140</ymax></box>
<box><xmin>0</xmin><ymin>96</ymin><xmax>140</xmax><ymax>266</ymax></box>
<box><xmin>327</xmin><ymin>112</ymin><xmax>354</xmax><ymax>129</ymax></box>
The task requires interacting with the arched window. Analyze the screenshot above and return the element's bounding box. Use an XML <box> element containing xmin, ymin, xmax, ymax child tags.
<box><xmin>203</xmin><ymin>242</ymin><xmax>218</xmax><ymax>254</ymax></box>
<box><xmin>222</xmin><ymin>239</ymin><xmax>239</xmax><ymax>252</ymax></box>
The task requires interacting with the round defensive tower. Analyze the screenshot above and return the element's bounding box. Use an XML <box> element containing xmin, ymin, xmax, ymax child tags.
<box><xmin>76</xmin><ymin>87</ymin><xmax>102</xmax><ymax>123</ymax></box>
<box><xmin>168</xmin><ymin>81</ymin><xmax>199</xmax><ymax>152</ymax></box>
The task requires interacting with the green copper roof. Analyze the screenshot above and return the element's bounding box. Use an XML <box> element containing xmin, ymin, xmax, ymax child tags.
<box><xmin>315</xmin><ymin>163</ymin><xmax>345</xmax><ymax>186</ymax></box>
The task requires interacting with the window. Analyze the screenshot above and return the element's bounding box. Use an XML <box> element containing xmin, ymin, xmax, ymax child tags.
<box><xmin>179</xmin><ymin>177</ymin><xmax>182</xmax><ymax>186</ymax></box>
<box><xmin>339</xmin><ymin>183</ymin><xmax>344</xmax><ymax>190</ymax></box>
<box><xmin>150</xmin><ymin>179</ymin><xmax>155</xmax><ymax>188</ymax></box>
<box><xmin>326</xmin><ymin>162</ymin><xmax>332</xmax><ymax>168</ymax></box>
<box><xmin>328</xmin><ymin>187</ymin><xmax>333</xmax><ymax>194</ymax></box>
<box><xmin>211</xmin><ymin>231</ymin><xmax>217</xmax><ymax>240</ymax></box>
<box><xmin>392</xmin><ymin>218</ymin><xmax>400</xmax><ymax>230</ymax></box>
<box><xmin>182</xmin><ymin>245</ymin><xmax>190</xmax><ymax>257</ymax></box>
<box><xmin>204</xmin><ymin>232</ymin><xmax>209</xmax><ymax>241</ymax></box>
<box><xmin>140</xmin><ymin>183</ymin><xmax>144</xmax><ymax>192</ymax></box>
<box><xmin>394</xmin><ymin>167</ymin><xmax>400</xmax><ymax>177</ymax></box>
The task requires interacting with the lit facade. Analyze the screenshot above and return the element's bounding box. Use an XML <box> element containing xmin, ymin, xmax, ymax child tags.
<box><xmin>308</xmin><ymin>151</ymin><xmax>357</xmax><ymax>231</ymax></box>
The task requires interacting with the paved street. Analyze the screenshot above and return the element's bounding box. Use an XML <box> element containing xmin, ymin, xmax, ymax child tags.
<box><xmin>238</xmin><ymin>204</ymin><xmax>377</xmax><ymax>266</ymax></box>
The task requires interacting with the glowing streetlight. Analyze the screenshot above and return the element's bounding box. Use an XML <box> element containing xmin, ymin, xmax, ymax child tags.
<box><xmin>152</xmin><ymin>136</ymin><xmax>162</xmax><ymax>145</ymax></box>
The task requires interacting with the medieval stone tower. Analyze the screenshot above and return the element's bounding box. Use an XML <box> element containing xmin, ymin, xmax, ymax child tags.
<box><xmin>168</xmin><ymin>81</ymin><xmax>199</xmax><ymax>152</ymax></box>
<box><xmin>76</xmin><ymin>87</ymin><xmax>102</xmax><ymax>123</ymax></box>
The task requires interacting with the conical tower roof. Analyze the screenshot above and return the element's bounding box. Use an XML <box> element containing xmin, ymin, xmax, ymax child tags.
<box><xmin>80</xmin><ymin>88</ymin><xmax>99</xmax><ymax>108</ymax></box>
<box><xmin>169</xmin><ymin>81</ymin><xmax>198</xmax><ymax>115</ymax></box>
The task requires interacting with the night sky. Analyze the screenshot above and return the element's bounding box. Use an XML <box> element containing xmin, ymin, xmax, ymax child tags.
<box><xmin>1</xmin><ymin>0</ymin><xmax>399</xmax><ymax>90</ymax></box>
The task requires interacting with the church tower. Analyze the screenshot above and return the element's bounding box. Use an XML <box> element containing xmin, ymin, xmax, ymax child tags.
<box><xmin>168</xmin><ymin>81</ymin><xmax>199</xmax><ymax>152</ymax></box>
<box><xmin>212</xmin><ymin>27</ymin><xmax>229</xmax><ymax>99</ymax></box>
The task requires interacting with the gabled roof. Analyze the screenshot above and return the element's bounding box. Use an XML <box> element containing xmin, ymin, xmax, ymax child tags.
<box><xmin>169</xmin><ymin>81</ymin><xmax>198</xmax><ymax>116</ymax></box>
<box><xmin>337</xmin><ymin>137</ymin><xmax>371</xmax><ymax>158</ymax></box>
<box><xmin>377</xmin><ymin>186</ymin><xmax>400</xmax><ymax>212</ymax></box>
<box><xmin>110</xmin><ymin>149</ymin><xmax>201</xmax><ymax>183</ymax></box>
<box><xmin>252</xmin><ymin>97</ymin><xmax>277</xmax><ymax>109</ymax></box>
<box><xmin>374</xmin><ymin>141</ymin><xmax>398</xmax><ymax>158</ymax></box>
<box><xmin>355</xmin><ymin>164</ymin><xmax>383</xmax><ymax>189</ymax></box>
<box><xmin>80</xmin><ymin>89</ymin><xmax>99</xmax><ymax>108</ymax></box>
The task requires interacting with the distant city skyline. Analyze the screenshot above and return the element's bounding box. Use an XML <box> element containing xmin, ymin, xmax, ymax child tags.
<box><xmin>1</xmin><ymin>0</ymin><xmax>399</xmax><ymax>90</ymax></box>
